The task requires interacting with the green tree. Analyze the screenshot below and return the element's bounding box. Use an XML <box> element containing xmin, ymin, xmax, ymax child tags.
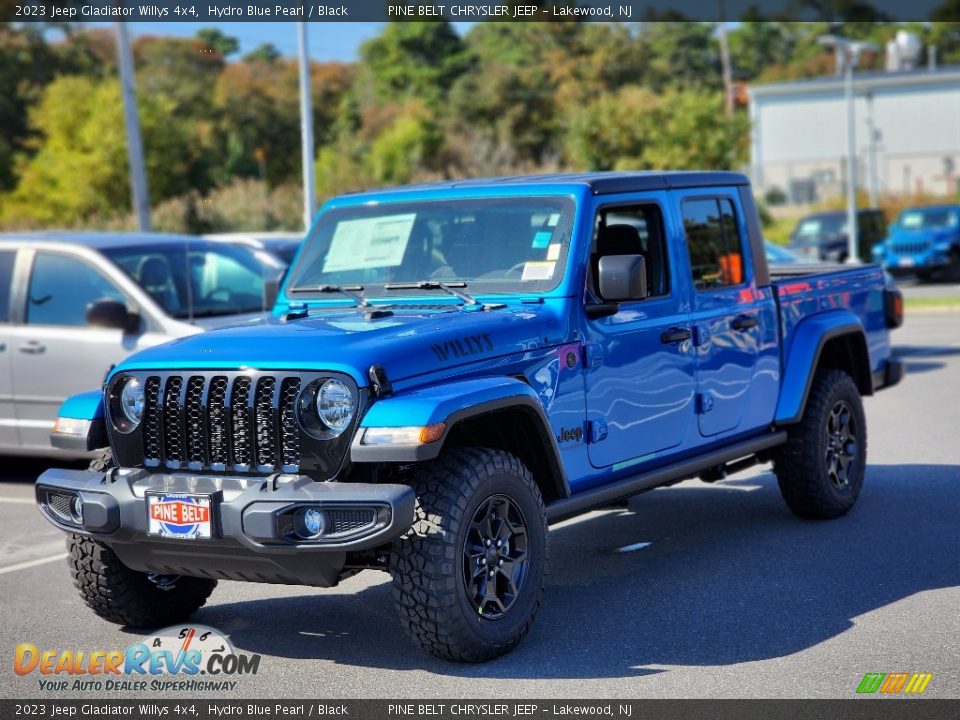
<box><xmin>368</xmin><ymin>103</ymin><xmax>443</xmax><ymax>185</ymax></box>
<box><xmin>358</xmin><ymin>22</ymin><xmax>472</xmax><ymax>105</ymax></box>
<box><xmin>244</xmin><ymin>43</ymin><xmax>282</xmax><ymax>63</ymax></box>
<box><xmin>1</xmin><ymin>76</ymin><xmax>192</xmax><ymax>227</ymax></box>
<box><xmin>196</xmin><ymin>28</ymin><xmax>240</xmax><ymax>58</ymax></box>
<box><xmin>564</xmin><ymin>87</ymin><xmax>747</xmax><ymax>172</ymax></box>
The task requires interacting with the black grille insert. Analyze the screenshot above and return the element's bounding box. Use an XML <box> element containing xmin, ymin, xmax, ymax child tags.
<box><xmin>138</xmin><ymin>373</ymin><xmax>308</xmax><ymax>473</ymax></box>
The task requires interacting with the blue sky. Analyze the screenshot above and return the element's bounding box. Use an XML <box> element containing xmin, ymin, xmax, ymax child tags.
<box><xmin>86</xmin><ymin>22</ymin><xmax>474</xmax><ymax>62</ymax></box>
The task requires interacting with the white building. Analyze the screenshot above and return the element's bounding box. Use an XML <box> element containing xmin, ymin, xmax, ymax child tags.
<box><xmin>748</xmin><ymin>66</ymin><xmax>960</xmax><ymax>205</ymax></box>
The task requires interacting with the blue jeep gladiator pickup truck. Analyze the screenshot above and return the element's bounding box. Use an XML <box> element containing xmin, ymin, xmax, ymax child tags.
<box><xmin>37</xmin><ymin>172</ymin><xmax>903</xmax><ymax>661</ymax></box>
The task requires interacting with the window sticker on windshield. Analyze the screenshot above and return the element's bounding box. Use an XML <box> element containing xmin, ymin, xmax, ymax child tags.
<box><xmin>546</xmin><ymin>243</ymin><xmax>561</xmax><ymax>261</ymax></box>
<box><xmin>521</xmin><ymin>261</ymin><xmax>556</xmax><ymax>281</ymax></box>
<box><xmin>322</xmin><ymin>213</ymin><xmax>416</xmax><ymax>273</ymax></box>
<box><xmin>547</xmin><ymin>213</ymin><xmax>560</xmax><ymax>227</ymax></box>
<box><xmin>532</xmin><ymin>230</ymin><xmax>552</xmax><ymax>249</ymax></box>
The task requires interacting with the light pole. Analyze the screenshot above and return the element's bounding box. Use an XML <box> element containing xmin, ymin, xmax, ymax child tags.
<box><xmin>297</xmin><ymin>23</ymin><xmax>316</xmax><ymax>233</ymax></box>
<box><xmin>818</xmin><ymin>35</ymin><xmax>877</xmax><ymax>263</ymax></box>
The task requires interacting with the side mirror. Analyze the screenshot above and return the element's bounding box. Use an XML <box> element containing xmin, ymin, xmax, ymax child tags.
<box><xmin>263</xmin><ymin>267</ymin><xmax>286</xmax><ymax>310</ymax></box>
<box><xmin>86</xmin><ymin>298</ymin><xmax>139</xmax><ymax>333</ymax></box>
<box><xmin>598</xmin><ymin>254</ymin><xmax>648</xmax><ymax>302</ymax></box>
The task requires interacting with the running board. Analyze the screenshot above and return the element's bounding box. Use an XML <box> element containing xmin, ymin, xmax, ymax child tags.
<box><xmin>545</xmin><ymin>431</ymin><xmax>787</xmax><ymax>524</ymax></box>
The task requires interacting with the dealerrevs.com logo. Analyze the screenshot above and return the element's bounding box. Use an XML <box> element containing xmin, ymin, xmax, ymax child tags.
<box><xmin>14</xmin><ymin>625</ymin><xmax>260</xmax><ymax>692</ymax></box>
<box><xmin>856</xmin><ymin>672</ymin><xmax>933</xmax><ymax>695</ymax></box>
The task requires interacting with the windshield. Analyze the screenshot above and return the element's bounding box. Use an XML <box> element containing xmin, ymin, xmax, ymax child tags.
<box><xmin>898</xmin><ymin>208</ymin><xmax>959</xmax><ymax>230</ymax></box>
<box><xmin>289</xmin><ymin>196</ymin><xmax>576</xmax><ymax>298</ymax></box>
<box><xmin>795</xmin><ymin>216</ymin><xmax>845</xmax><ymax>239</ymax></box>
<box><xmin>103</xmin><ymin>241</ymin><xmax>272</xmax><ymax>318</ymax></box>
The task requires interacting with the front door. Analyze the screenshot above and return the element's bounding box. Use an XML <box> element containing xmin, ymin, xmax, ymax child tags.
<box><xmin>10</xmin><ymin>250</ymin><xmax>144</xmax><ymax>450</ymax></box>
<box><xmin>583</xmin><ymin>197</ymin><xmax>697</xmax><ymax>469</ymax></box>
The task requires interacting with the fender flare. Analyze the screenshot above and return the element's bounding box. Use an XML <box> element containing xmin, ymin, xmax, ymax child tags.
<box><xmin>350</xmin><ymin>376</ymin><xmax>569</xmax><ymax>496</ymax></box>
<box><xmin>775</xmin><ymin>310</ymin><xmax>871</xmax><ymax>425</ymax></box>
<box><xmin>51</xmin><ymin>389</ymin><xmax>108</xmax><ymax>452</ymax></box>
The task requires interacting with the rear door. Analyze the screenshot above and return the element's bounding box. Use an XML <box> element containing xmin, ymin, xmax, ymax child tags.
<box><xmin>9</xmin><ymin>249</ymin><xmax>149</xmax><ymax>449</ymax></box>
<box><xmin>676</xmin><ymin>194</ymin><xmax>768</xmax><ymax>437</ymax></box>
<box><xmin>0</xmin><ymin>249</ymin><xmax>19</xmax><ymax>447</ymax></box>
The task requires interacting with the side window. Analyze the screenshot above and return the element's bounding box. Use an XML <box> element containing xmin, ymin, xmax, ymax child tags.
<box><xmin>593</xmin><ymin>204</ymin><xmax>670</xmax><ymax>298</ymax></box>
<box><xmin>682</xmin><ymin>198</ymin><xmax>745</xmax><ymax>290</ymax></box>
<box><xmin>26</xmin><ymin>253</ymin><xmax>126</xmax><ymax>327</ymax></box>
<box><xmin>0</xmin><ymin>251</ymin><xmax>15</xmax><ymax>323</ymax></box>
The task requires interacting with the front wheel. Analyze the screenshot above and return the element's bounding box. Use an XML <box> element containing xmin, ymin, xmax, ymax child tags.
<box><xmin>390</xmin><ymin>448</ymin><xmax>547</xmax><ymax>662</ymax></box>
<box><xmin>774</xmin><ymin>369</ymin><xmax>867</xmax><ymax>519</ymax></box>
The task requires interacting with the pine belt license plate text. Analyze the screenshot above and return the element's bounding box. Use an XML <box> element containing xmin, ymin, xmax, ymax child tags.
<box><xmin>147</xmin><ymin>493</ymin><xmax>213</xmax><ymax>539</ymax></box>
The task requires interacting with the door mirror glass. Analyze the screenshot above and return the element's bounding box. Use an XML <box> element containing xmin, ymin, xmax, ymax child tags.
<box><xmin>85</xmin><ymin>298</ymin><xmax>139</xmax><ymax>333</ymax></box>
<box><xmin>598</xmin><ymin>254</ymin><xmax>648</xmax><ymax>302</ymax></box>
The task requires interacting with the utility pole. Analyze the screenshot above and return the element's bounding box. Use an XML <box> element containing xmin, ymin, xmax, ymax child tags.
<box><xmin>717</xmin><ymin>6</ymin><xmax>734</xmax><ymax>117</ymax></box>
<box><xmin>115</xmin><ymin>23</ymin><xmax>150</xmax><ymax>231</ymax></box>
<box><xmin>297</xmin><ymin>23</ymin><xmax>316</xmax><ymax>232</ymax></box>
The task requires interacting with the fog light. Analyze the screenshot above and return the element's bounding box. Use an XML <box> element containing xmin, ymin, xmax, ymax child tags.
<box><xmin>70</xmin><ymin>495</ymin><xmax>84</xmax><ymax>524</ymax></box>
<box><xmin>294</xmin><ymin>507</ymin><xmax>327</xmax><ymax>539</ymax></box>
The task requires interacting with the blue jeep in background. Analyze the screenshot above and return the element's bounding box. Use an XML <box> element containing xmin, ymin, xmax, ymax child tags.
<box><xmin>874</xmin><ymin>204</ymin><xmax>960</xmax><ymax>280</ymax></box>
<box><xmin>36</xmin><ymin>172</ymin><xmax>904</xmax><ymax>662</ymax></box>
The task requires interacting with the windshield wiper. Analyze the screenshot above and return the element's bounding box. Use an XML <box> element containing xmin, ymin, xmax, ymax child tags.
<box><xmin>289</xmin><ymin>284</ymin><xmax>372</xmax><ymax>308</ymax></box>
<box><xmin>383</xmin><ymin>280</ymin><xmax>487</xmax><ymax>307</ymax></box>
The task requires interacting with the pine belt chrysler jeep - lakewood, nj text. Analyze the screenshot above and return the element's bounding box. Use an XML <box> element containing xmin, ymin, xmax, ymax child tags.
<box><xmin>37</xmin><ymin>172</ymin><xmax>903</xmax><ymax>661</ymax></box>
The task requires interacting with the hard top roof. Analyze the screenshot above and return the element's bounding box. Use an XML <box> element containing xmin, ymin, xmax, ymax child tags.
<box><xmin>349</xmin><ymin>171</ymin><xmax>749</xmax><ymax>198</ymax></box>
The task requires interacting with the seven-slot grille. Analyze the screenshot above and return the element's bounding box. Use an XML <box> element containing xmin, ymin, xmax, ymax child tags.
<box><xmin>141</xmin><ymin>374</ymin><xmax>302</xmax><ymax>473</ymax></box>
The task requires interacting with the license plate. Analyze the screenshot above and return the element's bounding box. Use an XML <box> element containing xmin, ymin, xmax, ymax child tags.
<box><xmin>898</xmin><ymin>257</ymin><xmax>915</xmax><ymax>267</ymax></box>
<box><xmin>147</xmin><ymin>493</ymin><xmax>213</xmax><ymax>539</ymax></box>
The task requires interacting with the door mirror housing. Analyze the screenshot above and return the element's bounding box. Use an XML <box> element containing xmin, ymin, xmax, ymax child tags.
<box><xmin>85</xmin><ymin>298</ymin><xmax>139</xmax><ymax>333</ymax></box>
<box><xmin>263</xmin><ymin>267</ymin><xmax>286</xmax><ymax>311</ymax></box>
<box><xmin>598</xmin><ymin>254</ymin><xmax>648</xmax><ymax>302</ymax></box>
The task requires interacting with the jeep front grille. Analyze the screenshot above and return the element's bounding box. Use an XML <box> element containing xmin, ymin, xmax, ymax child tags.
<box><xmin>141</xmin><ymin>374</ymin><xmax>301</xmax><ymax>473</ymax></box>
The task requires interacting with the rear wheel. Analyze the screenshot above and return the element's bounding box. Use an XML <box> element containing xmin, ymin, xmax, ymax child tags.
<box><xmin>390</xmin><ymin>448</ymin><xmax>547</xmax><ymax>662</ymax></box>
<box><xmin>774</xmin><ymin>369</ymin><xmax>867</xmax><ymax>519</ymax></box>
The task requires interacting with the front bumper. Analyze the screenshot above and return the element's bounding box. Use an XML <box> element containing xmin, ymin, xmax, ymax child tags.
<box><xmin>35</xmin><ymin>468</ymin><xmax>415</xmax><ymax>587</ymax></box>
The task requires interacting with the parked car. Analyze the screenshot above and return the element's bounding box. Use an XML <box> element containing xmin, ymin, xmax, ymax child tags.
<box><xmin>872</xmin><ymin>205</ymin><xmax>960</xmax><ymax>281</ymax></box>
<box><xmin>39</xmin><ymin>172</ymin><xmax>903</xmax><ymax>662</ymax></box>
<box><xmin>204</xmin><ymin>232</ymin><xmax>303</xmax><ymax>266</ymax></box>
<box><xmin>0</xmin><ymin>232</ymin><xmax>283</xmax><ymax>456</ymax></box>
<box><xmin>788</xmin><ymin>209</ymin><xmax>887</xmax><ymax>263</ymax></box>
<box><xmin>764</xmin><ymin>241</ymin><xmax>804</xmax><ymax>265</ymax></box>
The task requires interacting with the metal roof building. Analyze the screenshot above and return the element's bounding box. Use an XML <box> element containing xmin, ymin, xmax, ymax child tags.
<box><xmin>748</xmin><ymin>67</ymin><xmax>960</xmax><ymax>205</ymax></box>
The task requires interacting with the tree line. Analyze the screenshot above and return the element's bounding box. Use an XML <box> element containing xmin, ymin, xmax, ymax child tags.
<box><xmin>1</xmin><ymin>18</ymin><xmax>958</xmax><ymax>232</ymax></box>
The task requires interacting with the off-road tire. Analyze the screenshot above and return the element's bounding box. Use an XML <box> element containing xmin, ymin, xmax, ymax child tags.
<box><xmin>390</xmin><ymin>448</ymin><xmax>548</xmax><ymax>662</ymax></box>
<box><xmin>774</xmin><ymin>369</ymin><xmax>867</xmax><ymax>519</ymax></box>
<box><xmin>66</xmin><ymin>449</ymin><xmax>217</xmax><ymax>626</ymax></box>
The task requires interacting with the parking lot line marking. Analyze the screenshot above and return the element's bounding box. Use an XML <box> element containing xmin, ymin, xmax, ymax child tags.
<box><xmin>0</xmin><ymin>553</ymin><xmax>67</xmax><ymax>575</ymax></box>
<box><xmin>615</xmin><ymin>541</ymin><xmax>652</xmax><ymax>553</ymax></box>
<box><xmin>0</xmin><ymin>497</ymin><xmax>37</xmax><ymax>504</ymax></box>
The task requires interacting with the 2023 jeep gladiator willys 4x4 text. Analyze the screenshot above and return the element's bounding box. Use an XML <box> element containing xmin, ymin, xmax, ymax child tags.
<box><xmin>37</xmin><ymin>172</ymin><xmax>904</xmax><ymax>661</ymax></box>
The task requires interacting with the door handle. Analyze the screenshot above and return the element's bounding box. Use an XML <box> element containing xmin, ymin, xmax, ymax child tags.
<box><xmin>19</xmin><ymin>341</ymin><xmax>46</xmax><ymax>355</ymax></box>
<box><xmin>660</xmin><ymin>328</ymin><xmax>692</xmax><ymax>344</ymax></box>
<box><xmin>731</xmin><ymin>315</ymin><xmax>759</xmax><ymax>331</ymax></box>
<box><xmin>0</xmin><ymin>342</ymin><xmax>5</xmax><ymax>352</ymax></box>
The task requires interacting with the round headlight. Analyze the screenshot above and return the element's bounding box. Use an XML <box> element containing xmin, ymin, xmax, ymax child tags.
<box><xmin>315</xmin><ymin>379</ymin><xmax>353</xmax><ymax>435</ymax></box>
<box><xmin>120</xmin><ymin>377</ymin><xmax>144</xmax><ymax>426</ymax></box>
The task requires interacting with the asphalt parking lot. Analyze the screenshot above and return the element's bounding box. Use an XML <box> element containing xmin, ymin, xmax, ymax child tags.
<box><xmin>1</xmin><ymin>312</ymin><xmax>957</xmax><ymax>700</ymax></box>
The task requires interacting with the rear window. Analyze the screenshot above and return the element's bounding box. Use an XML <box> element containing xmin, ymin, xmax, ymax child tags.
<box><xmin>682</xmin><ymin>198</ymin><xmax>746</xmax><ymax>290</ymax></box>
